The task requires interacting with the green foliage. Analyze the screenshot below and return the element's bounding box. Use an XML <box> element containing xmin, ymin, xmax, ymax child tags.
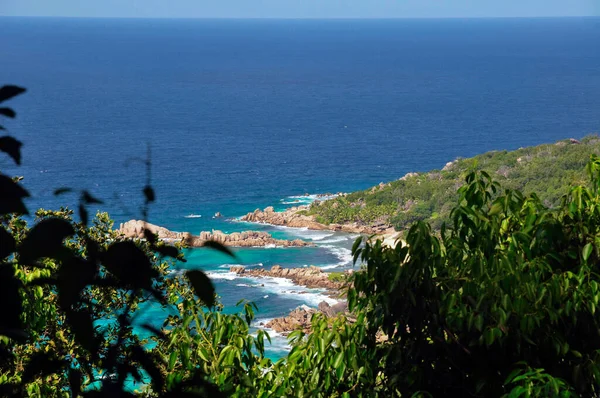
<box><xmin>327</xmin><ymin>272</ymin><xmax>347</xmax><ymax>283</ymax></box>
<box><xmin>309</xmin><ymin>136</ymin><xmax>600</xmax><ymax>230</ymax></box>
<box><xmin>348</xmin><ymin>155</ymin><xmax>600</xmax><ymax>396</ymax></box>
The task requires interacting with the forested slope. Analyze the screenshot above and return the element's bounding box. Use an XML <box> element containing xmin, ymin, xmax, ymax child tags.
<box><xmin>308</xmin><ymin>136</ymin><xmax>600</xmax><ymax>230</ymax></box>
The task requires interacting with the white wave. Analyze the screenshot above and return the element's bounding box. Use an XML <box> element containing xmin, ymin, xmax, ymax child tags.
<box><xmin>236</xmin><ymin>283</ymin><xmax>252</xmax><ymax>287</ymax></box>
<box><xmin>263</xmin><ymin>295</ymin><xmax>269</xmax><ymax>299</ymax></box>
<box><xmin>252</xmin><ymin>275</ymin><xmax>338</xmax><ymax>306</ymax></box>
<box><xmin>251</xmin><ymin>320</ymin><xmax>292</xmax><ymax>352</ymax></box>
<box><xmin>184</xmin><ymin>214</ymin><xmax>202</xmax><ymax>218</ymax></box>
<box><xmin>322</xmin><ymin>245</ymin><xmax>354</xmax><ymax>267</ymax></box>
<box><xmin>206</xmin><ymin>272</ymin><xmax>238</xmax><ymax>281</ymax></box>
<box><xmin>320</xmin><ymin>264</ymin><xmax>341</xmax><ymax>270</ymax></box>
<box><xmin>318</xmin><ymin>235</ymin><xmax>349</xmax><ymax>244</ymax></box>
<box><xmin>271</xmin><ymin>225</ymin><xmax>334</xmax><ymax>241</ymax></box>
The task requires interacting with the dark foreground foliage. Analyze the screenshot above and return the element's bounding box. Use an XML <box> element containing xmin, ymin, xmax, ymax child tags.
<box><xmin>2</xmin><ymin>86</ymin><xmax>600</xmax><ymax>396</ymax></box>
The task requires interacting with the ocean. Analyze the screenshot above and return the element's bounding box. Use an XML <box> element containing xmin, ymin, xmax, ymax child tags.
<box><xmin>2</xmin><ymin>16</ymin><xmax>599</xmax><ymax>357</ymax></box>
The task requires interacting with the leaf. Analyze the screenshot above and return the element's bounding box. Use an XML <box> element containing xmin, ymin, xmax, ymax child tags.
<box><xmin>143</xmin><ymin>228</ymin><xmax>158</xmax><ymax>244</ymax></box>
<box><xmin>102</xmin><ymin>241</ymin><xmax>157</xmax><ymax>289</ymax></box>
<box><xmin>18</xmin><ymin>218</ymin><xmax>75</xmax><ymax>264</ymax></box>
<box><xmin>54</xmin><ymin>187</ymin><xmax>73</xmax><ymax>196</ymax></box>
<box><xmin>201</xmin><ymin>240</ymin><xmax>236</xmax><ymax>259</ymax></box>
<box><xmin>0</xmin><ymin>174</ymin><xmax>29</xmax><ymax>215</ymax></box>
<box><xmin>582</xmin><ymin>243</ymin><xmax>593</xmax><ymax>262</ymax></box>
<box><xmin>81</xmin><ymin>190</ymin><xmax>103</xmax><ymax>204</ymax></box>
<box><xmin>0</xmin><ymin>226</ymin><xmax>16</xmax><ymax>259</ymax></box>
<box><xmin>57</xmin><ymin>256</ymin><xmax>97</xmax><ymax>309</ymax></box>
<box><xmin>79</xmin><ymin>203</ymin><xmax>88</xmax><ymax>226</ymax></box>
<box><xmin>155</xmin><ymin>244</ymin><xmax>184</xmax><ymax>260</ymax></box>
<box><xmin>0</xmin><ymin>108</ymin><xmax>16</xmax><ymax>118</ymax></box>
<box><xmin>66</xmin><ymin>308</ymin><xmax>99</xmax><ymax>354</ymax></box>
<box><xmin>68</xmin><ymin>368</ymin><xmax>82</xmax><ymax>397</ymax></box>
<box><xmin>186</xmin><ymin>270</ymin><xmax>216</xmax><ymax>307</ymax></box>
<box><xmin>0</xmin><ymin>263</ymin><xmax>24</xmax><ymax>338</ymax></box>
<box><xmin>143</xmin><ymin>185</ymin><xmax>155</xmax><ymax>202</ymax></box>
<box><xmin>0</xmin><ymin>85</ymin><xmax>26</xmax><ymax>103</ymax></box>
<box><xmin>132</xmin><ymin>345</ymin><xmax>164</xmax><ymax>392</ymax></box>
<box><xmin>22</xmin><ymin>352</ymin><xmax>65</xmax><ymax>383</ymax></box>
<box><xmin>141</xmin><ymin>323</ymin><xmax>167</xmax><ymax>340</ymax></box>
<box><xmin>0</xmin><ymin>136</ymin><xmax>22</xmax><ymax>165</ymax></box>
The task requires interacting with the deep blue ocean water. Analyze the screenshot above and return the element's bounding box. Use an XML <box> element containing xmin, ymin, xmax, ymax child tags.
<box><xmin>2</xmin><ymin>17</ymin><xmax>600</xmax><ymax>358</ymax></box>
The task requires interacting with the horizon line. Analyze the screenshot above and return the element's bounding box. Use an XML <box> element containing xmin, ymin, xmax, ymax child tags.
<box><xmin>0</xmin><ymin>15</ymin><xmax>597</xmax><ymax>20</ymax></box>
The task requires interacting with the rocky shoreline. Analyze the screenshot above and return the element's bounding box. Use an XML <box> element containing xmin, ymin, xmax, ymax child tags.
<box><xmin>117</xmin><ymin>220</ymin><xmax>314</xmax><ymax>248</ymax></box>
<box><xmin>260</xmin><ymin>301</ymin><xmax>349</xmax><ymax>335</ymax></box>
<box><xmin>230</xmin><ymin>264</ymin><xmax>352</xmax><ymax>335</ymax></box>
<box><xmin>229</xmin><ymin>264</ymin><xmax>350</xmax><ymax>292</ymax></box>
<box><xmin>239</xmin><ymin>205</ymin><xmax>393</xmax><ymax>235</ymax></box>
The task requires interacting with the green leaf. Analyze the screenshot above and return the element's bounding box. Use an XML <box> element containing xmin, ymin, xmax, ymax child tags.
<box><xmin>582</xmin><ymin>243</ymin><xmax>593</xmax><ymax>261</ymax></box>
<box><xmin>333</xmin><ymin>351</ymin><xmax>344</xmax><ymax>369</ymax></box>
<box><xmin>186</xmin><ymin>270</ymin><xmax>216</xmax><ymax>307</ymax></box>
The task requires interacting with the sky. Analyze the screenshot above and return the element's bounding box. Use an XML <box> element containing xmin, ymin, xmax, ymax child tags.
<box><xmin>1</xmin><ymin>0</ymin><xmax>598</xmax><ymax>19</ymax></box>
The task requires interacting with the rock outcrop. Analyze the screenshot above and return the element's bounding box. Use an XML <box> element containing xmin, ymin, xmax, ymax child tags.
<box><xmin>263</xmin><ymin>305</ymin><xmax>317</xmax><ymax>334</ymax></box>
<box><xmin>239</xmin><ymin>206</ymin><xmax>387</xmax><ymax>234</ymax></box>
<box><xmin>262</xmin><ymin>301</ymin><xmax>350</xmax><ymax>335</ymax></box>
<box><xmin>117</xmin><ymin>220</ymin><xmax>313</xmax><ymax>248</ymax></box>
<box><xmin>230</xmin><ymin>265</ymin><xmax>347</xmax><ymax>290</ymax></box>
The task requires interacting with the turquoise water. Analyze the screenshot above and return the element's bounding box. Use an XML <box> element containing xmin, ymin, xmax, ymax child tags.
<box><xmin>2</xmin><ymin>17</ymin><xmax>599</xmax><ymax>357</ymax></box>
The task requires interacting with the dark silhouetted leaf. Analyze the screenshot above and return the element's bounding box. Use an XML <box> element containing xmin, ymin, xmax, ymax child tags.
<box><xmin>54</xmin><ymin>187</ymin><xmax>73</xmax><ymax>196</ymax></box>
<box><xmin>186</xmin><ymin>270</ymin><xmax>216</xmax><ymax>307</ymax></box>
<box><xmin>201</xmin><ymin>240</ymin><xmax>236</xmax><ymax>259</ymax></box>
<box><xmin>22</xmin><ymin>351</ymin><xmax>65</xmax><ymax>383</ymax></box>
<box><xmin>102</xmin><ymin>241</ymin><xmax>158</xmax><ymax>289</ymax></box>
<box><xmin>82</xmin><ymin>190</ymin><xmax>103</xmax><ymax>204</ymax></box>
<box><xmin>143</xmin><ymin>185</ymin><xmax>155</xmax><ymax>202</ymax></box>
<box><xmin>132</xmin><ymin>345</ymin><xmax>164</xmax><ymax>392</ymax></box>
<box><xmin>0</xmin><ymin>174</ymin><xmax>29</xmax><ymax>215</ymax></box>
<box><xmin>0</xmin><ymin>226</ymin><xmax>16</xmax><ymax>258</ymax></box>
<box><xmin>0</xmin><ymin>86</ymin><xmax>26</xmax><ymax>103</ymax></box>
<box><xmin>66</xmin><ymin>308</ymin><xmax>99</xmax><ymax>354</ymax></box>
<box><xmin>0</xmin><ymin>136</ymin><xmax>22</xmax><ymax>165</ymax></box>
<box><xmin>79</xmin><ymin>203</ymin><xmax>88</xmax><ymax>225</ymax></box>
<box><xmin>141</xmin><ymin>323</ymin><xmax>167</xmax><ymax>340</ymax></box>
<box><xmin>144</xmin><ymin>228</ymin><xmax>157</xmax><ymax>244</ymax></box>
<box><xmin>156</xmin><ymin>244</ymin><xmax>183</xmax><ymax>260</ymax></box>
<box><xmin>0</xmin><ymin>263</ymin><xmax>24</xmax><ymax>338</ymax></box>
<box><xmin>0</xmin><ymin>108</ymin><xmax>16</xmax><ymax>118</ymax></box>
<box><xmin>69</xmin><ymin>368</ymin><xmax>82</xmax><ymax>397</ymax></box>
<box><xmin>57</xmin><ymin>256</ymin><xmax>97</xmax><ymax>309</ymax></box>
<box><xmin>18</xmin><ymin>218</ymin><xmax>74</xmax><ymax>264</ymax></box>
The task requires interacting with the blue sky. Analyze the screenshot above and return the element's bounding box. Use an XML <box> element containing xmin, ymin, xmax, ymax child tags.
<box><xmin>1</xmin><ymin>0</ymin><xmax>598</xmax><ymax>18</ymax></box>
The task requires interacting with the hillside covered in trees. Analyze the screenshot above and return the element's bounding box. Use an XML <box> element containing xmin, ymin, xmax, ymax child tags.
<box><xmin>307</xmin><ymin>136</ymin><xmax>600</xmax><ymax>230</ymax></box>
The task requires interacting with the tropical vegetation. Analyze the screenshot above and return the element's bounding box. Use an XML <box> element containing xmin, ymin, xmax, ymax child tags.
<box><xmin>308</xmin><ymin>136</ymin><xmax>600</xmax><ymax>230</ymax></box>
<box><xmin>3</xmin><ymin>86</ymin><xmax>600</xmax><ymax>396</ymax></box>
